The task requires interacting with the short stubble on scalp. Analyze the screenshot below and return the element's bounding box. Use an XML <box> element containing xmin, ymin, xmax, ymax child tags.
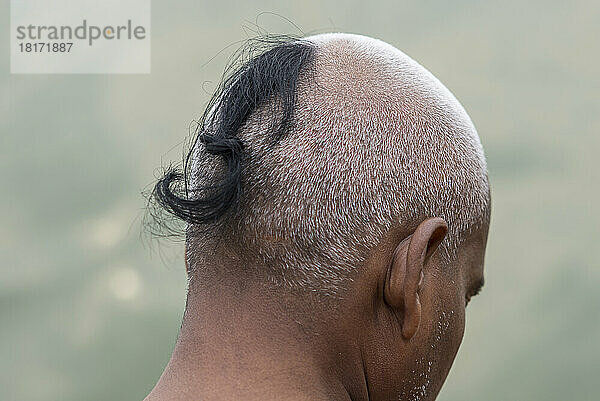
<box><xmin>154</xmin><ymin>33</ymin><xmax>490</xmax><ymax>295</ymax></box>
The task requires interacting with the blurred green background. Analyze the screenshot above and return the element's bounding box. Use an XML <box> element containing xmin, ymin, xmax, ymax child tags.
<box><xmin>2</xmin><ymin>1</ymin><xmax>599</xmax><ymax>400</ymax></box>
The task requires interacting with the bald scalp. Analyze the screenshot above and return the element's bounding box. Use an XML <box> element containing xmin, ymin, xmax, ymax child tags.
<box><xmin>157</xmin><ymin>33</ymin><xmax>490</xmax><ymax>295</ymax></box>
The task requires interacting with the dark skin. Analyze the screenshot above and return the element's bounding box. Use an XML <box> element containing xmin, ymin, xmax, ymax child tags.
<box><xmin>145</xmin><ymin>217</ymin><xmax>489</xmax><ymax>401</ymax></box>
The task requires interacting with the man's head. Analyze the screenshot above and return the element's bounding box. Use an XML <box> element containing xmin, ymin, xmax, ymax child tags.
<box><xmin>154</xmin><ymin>33</ymin><xmax>490</xmax><ymax>400</ymax></box>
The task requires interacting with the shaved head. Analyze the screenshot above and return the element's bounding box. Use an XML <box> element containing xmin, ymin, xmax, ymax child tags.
<box><xmin>157</xmin><ymin>33</ymin><xmax>489</xmax><ymax>294</ymax></box>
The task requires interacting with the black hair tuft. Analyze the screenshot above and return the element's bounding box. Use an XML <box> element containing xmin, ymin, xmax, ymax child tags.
<box><xmin>151</xmin><ymin>36</ymin><xmax>316</xmax><ymax>226</ymax></box>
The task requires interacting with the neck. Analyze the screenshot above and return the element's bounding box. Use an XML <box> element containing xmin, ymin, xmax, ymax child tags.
<box><xmin>144</xmin><ymin>274</ymin><xmax>370</xmax><ymax>401</ymax></box>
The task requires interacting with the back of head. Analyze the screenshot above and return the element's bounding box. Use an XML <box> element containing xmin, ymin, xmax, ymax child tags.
<box><xmin>155</xmin><ymin>33</ymin><xmax>490</xmax><ymax>296</ymax></box>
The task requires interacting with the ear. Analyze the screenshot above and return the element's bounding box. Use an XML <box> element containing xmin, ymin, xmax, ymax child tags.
<box><xmin>384</xmin><ymin>217</ymin><xmax>448</xmax><ymax>340</ymax></box>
